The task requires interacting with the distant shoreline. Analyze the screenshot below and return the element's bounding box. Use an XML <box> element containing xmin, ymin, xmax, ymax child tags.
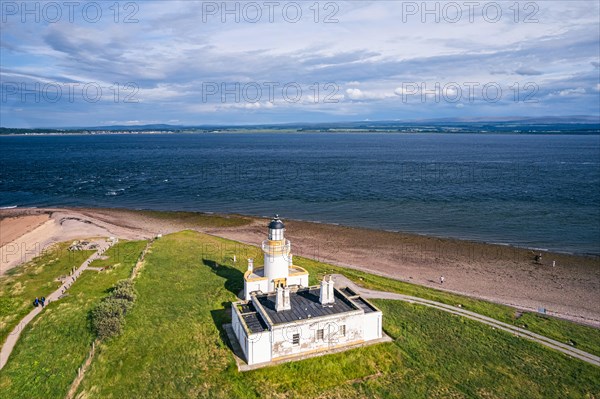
<box><xmin>2</xmin><ymin>118</ymin><xmax>600</xmax><ymax>136</ymax></box>
<box><xmin>2</xmin><ymin>130</ymin><xmax>600</xmax><ymax>136</ymax></box>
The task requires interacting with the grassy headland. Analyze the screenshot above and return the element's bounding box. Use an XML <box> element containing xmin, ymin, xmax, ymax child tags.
<box><xmin>71</xmin><ymin>231</ymin><xmax>599</xmax><ymax>399</ymax></box>
<box><xmin>1</xmin><ymin>230</ymin><xmax>598</xmax><ymax>398</ymax></box>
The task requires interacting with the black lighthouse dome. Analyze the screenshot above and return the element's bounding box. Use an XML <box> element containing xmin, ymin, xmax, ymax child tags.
<box><xmin>268</xmin><ymin>215</ymin><xmax>285</xmax><ymax>229</ymax></box>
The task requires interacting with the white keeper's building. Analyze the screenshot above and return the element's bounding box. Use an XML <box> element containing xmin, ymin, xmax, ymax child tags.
<box><xmin>230</xmin><ymin>215</ymin><xmax>383</xmax><ymax>366</ymax></box>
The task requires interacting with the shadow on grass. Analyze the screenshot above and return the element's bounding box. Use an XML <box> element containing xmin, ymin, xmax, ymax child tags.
<box><xmin>210</xmin><ymin>305</ymin><xmax>234</xmax><ymax>353</ymax></box>
<box><xmin>202</xmin><ymin>259</ymin><xmax>244</xmax><ymax>352</ymax></box>
<box><xmin>202</xmin><ymin>259</ymin><xmax>244</xmax><ymax>298</ymax></box>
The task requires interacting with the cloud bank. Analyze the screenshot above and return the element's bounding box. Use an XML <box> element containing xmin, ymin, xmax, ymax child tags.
<box><xmin>1</xmin><ymin>0</ymin><xmax>599</xmax><ymax>127</ymax></box>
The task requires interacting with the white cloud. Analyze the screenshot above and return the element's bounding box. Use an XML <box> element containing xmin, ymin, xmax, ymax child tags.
<box><xmin>346</xmin><ymin>88</ymin><xmax>394</xmax><ymax>100</ymax></box>
<box><xmin>345</xmin><ymin>88</ymin><xmax>364</xmax><ymax>100</ymax></box>
<box><xmin>558</xmin><ymin>88</ymin><xmax>586</xmax><ymax>96</ymax></box>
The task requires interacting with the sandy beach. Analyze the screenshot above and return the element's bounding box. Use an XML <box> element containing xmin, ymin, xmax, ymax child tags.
<box><xmin>0</xmin><ymin>214</ymin><xmax>49</xmax><ymax>246</ymax></box>
<box><xmin>1</xmin><ymin>207</ymin><xmax>598</xmax><ymax>328</ymax></box>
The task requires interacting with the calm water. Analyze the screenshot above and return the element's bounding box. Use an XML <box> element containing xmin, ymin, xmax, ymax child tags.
<box><xmin>1</xmin><ymin>133</ymin><xmax>599</xmax><ymax>254</ymax></box>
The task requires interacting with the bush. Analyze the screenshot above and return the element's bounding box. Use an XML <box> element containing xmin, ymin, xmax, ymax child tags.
<box><xmin>91</xmin><ymin>298</ymin><xmax>129</xmax><ymax>339</ymax></box>
<box><xmin>91</xmin><ymin>279</ymin><xmax>137</xmax><ymax>340</ymax></box>
<box><xmin>112</xmin><ymin>280</ymin><xmax>137</xmax><ymax>302</ymax></box>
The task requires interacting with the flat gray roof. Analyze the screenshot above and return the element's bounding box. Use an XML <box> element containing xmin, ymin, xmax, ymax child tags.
<box><xmin>237</xmin><ymin>302</ymin><xmax>269</xmax><ymax>333</ymax></box>
<box><xmin>242</xmin><ymin>313</ymin><xmax>269</xmax><ymax>333</ymax></box>
<box><xmin>254</xmin><ymin>287</ymin><xmax>358</xmax><ymax>325</ymax></box>
<box><xmin>352</xmin><ymin>296</ymin><xmax>378</xmax><ymax>314</ymax></box>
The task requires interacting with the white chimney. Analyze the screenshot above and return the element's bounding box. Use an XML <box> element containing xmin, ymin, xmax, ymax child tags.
<box><xmin>247</xmin><ymin>258</ymin><xmax>254</xmax><ymax>273</ymax></box>
<box><xmin>319</xmin><ymin>275</ymin><xmax>335</xmax><ymax>306</ymax></box>
<box><xmin>275</xmin><ymin>285</ymin><xmax>291</xmax><ymax>312</ymax></box>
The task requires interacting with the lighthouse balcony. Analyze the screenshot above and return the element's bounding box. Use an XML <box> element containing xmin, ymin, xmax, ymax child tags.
<box><xmin>244</xmin><ymin>265</ymin><xmax>308</xmax><ymax>281</ymax></box>
<box><xmin>261</xmin><ymin>239</ymin><xmax>291</xmax><ymax>254</ymax></box>
<box><xmin>288</xmin><ymin>265</ymin><xmax>309</xmax><ymax>276</ymax></box>
<box><xmin>244</xmin><ymin>267</ymin><xmax>267</xmax><ymax>281</ymax></box>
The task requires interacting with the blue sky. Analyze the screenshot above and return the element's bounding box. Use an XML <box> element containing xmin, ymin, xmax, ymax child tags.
<box><xmin>1</xmin><ymin>0</ymin><xmax>599</xmax><ymax>127</ymax></box>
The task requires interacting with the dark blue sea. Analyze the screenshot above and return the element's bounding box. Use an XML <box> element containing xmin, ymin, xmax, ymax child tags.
<box><xmin>1</xmin><ymin>133</ymin><xmax>599</xmax><ymax>255</ymax></box>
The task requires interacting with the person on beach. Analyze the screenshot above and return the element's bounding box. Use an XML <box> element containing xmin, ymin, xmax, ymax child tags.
<box><xmin>440</xmin><ymin>276</ymin><xmax>445</xmax><ymax>285</ymax></box>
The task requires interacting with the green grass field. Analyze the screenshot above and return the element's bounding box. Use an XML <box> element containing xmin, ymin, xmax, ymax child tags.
<box><xmin>295</xmin><ymin>257</ymin><xmax>600</xmax><ymax>358</ymax></box>
<box><xmin>71</xmin><ymin>231</ymin><xmax>599</xmax><ymax>399</ymax></box>
<box><xmin>0</xmin><ymin>240</ymin><xmax>147</xmax><ymax>398</ymax></box>
<box><xmin>0</xmin><ymin>242</ymin><xmax>94</xmax><ymax>346</ymax></box>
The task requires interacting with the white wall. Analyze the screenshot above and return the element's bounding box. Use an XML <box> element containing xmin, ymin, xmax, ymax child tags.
<box><xmin>246</xmin><ymin>331</ymin><xmax>272</xmax><ymax>365</ymax></box>
<box><xmin>363</xmin><ymin>312</ymin><xmax>383</xmax><ymax>341</ymax></box>
<box><xmin>287</xmin><ymin>274</ymin><xmax>309</xmax><ymax>288</ymax></box>
<box><xmin>270</xmin><ymin>311</ymin><xmax>365</xmax><ymax>360</ymax></box>
<box><xmin>232</xmin><ymin>303</ymin><xmax>273</xmax><ymax>365</ymax></box>
<box><xmin>244</xmin><ymin>279</ymin><xmax>268</xmax><ymax>300</ymax></box>
<box><xmin>231</xmin><ymin>304</ymin><xmax>248</xmax><ymax>359</ymax></box>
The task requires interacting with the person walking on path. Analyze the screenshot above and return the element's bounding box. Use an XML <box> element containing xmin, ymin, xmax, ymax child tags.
<box><xmin>440</xmin><ymin>276</ymin><xmax>445</xmax><ymax>285</ymax></box>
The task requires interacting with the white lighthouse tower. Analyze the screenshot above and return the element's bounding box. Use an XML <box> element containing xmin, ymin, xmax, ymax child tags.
<box><xmin>263</xmin><ymin>215</ymin><xmax>291</xmax><ymax>291</ymax></box>
<box><xmin>242</xmin><ymin>215</ymin><xmax>309</xmax><ymax>299</ymax></box>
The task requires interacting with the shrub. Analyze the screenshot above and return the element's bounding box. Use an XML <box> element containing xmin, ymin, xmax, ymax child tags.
<box><xmin>112</xmin><ymin>279</ymin><xmax>137</xmax><ymax>302</ymax></box>
<box><xmin>91</xmin><ymin>279</ymin><xmax>137</xmax><ymax>340</ymax></box>
<box><xmin>91</xmin><ymin>298</ymin><xmax>130</xmax><ymax>339</ymax></box>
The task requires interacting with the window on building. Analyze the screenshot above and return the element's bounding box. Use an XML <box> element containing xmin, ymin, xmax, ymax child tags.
<box><xmin>292</xmin><ymin>333</ymin><xmax>300</xmax><ymax>345</ymax></box>
<box><xmin>316</xmin><ymin>329</ymin><xmax>324</xmax><ymax>340</ymax></box>
<box><xmin>340</xmin><ymin>325</ymin><xmax>346</xmax><ymax>337</ymax></box>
